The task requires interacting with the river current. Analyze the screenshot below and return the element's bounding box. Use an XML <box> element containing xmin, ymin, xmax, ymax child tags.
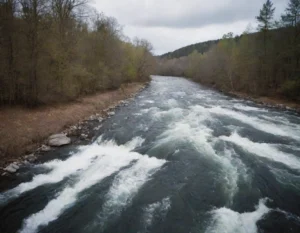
<box><xmin>1</xmin><ymin>76</ymin><xmax>300</xmax><ymax>233</ymax></box>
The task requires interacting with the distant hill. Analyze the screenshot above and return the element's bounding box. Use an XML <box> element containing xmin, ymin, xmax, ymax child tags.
<box><xmin>160</xmin><ymin>40</ymin><xmax>220</xmax><ymax>59</ymax></box>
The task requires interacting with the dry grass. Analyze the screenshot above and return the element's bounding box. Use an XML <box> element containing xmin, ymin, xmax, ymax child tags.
<box><xmin>0</xmin><ymin>83</ymin><xmax>144</xmax><ymax>167</ymax></box>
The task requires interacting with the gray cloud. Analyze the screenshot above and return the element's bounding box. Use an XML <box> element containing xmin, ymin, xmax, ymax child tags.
<box><xmin>134</xmin><ymin>0</ymin><xmax>286</xmax><ymax>28</ymax></box>
<box><xmin>91</xmin><ymin>0</ymin><xmax>289</xmax><ymax>54</ymax></box>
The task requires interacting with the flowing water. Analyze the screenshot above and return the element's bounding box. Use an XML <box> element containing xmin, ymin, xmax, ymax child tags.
<box><xmin>1</xmin><ymin>76</ymin><xmax>300</xmax><ymax>233</ymax></box>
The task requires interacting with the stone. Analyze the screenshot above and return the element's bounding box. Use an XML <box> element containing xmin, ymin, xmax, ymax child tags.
<box><xmin>23</xmin><ymin>160</ymin><xmax>30</xmax><ymax>166</ymax></box>
<box><xmin>4</xmin><ymin>163</ymin><xmax>19</xmax><ymax>173</ymax></box>
<box><xmin>89</xmin><ymin>115</ymin><xmax>97</xmax><ymax>121</ymax></box>
<box><xmin>24</xmin><ymin>153</ymin><xmax>36</xmax><ymax>162</ymax></box>
<box><xmin>94</xmin><ymin>125</ymin><xmax>102</xmax><ymax>131</ymax></box>
<box><xmin>70</xmin><ymin>125</ymin><xmax>77</xmax><ymax>131</ymax></box>
<box><xmin>108</xmin><ymin>111</ymin><xmax>115</xmax><ymax>117</ymax></box>
<box><xmin>81</xmin><ymin>133</ymin><xmax>88</xmax><ymax>139</ymax></box>
<box><xmin>28</xmin><ymin>156</ymin><xmax>36</xmax><ymax>162</ymax></box>
<box><xmin>24</xmin><ymin>153</ymin><xmax>34</xmax><ymax>159</ymax></box>
<box><xmin>48</xmin><ymin>134</ymin><xmax>71</xmax><ymax>147</ymax></box>
<box><xmin>40</xmin><ymin>144</ymin><xmax>51</xmax><ymax>152</ymax></box>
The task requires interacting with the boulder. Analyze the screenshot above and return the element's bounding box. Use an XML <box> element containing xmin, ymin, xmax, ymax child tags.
<box><xmin>48</xmin><ymin>134</ymin><xmax>71</xmax><ymax>147</ymax></box>
<box><xmin>40</xmin><ymin>144</ymin><xmax>51</xmax><ymax>152</ymax></box>
<box><xmin>108</xmin><ymin>111</ymin><xmax>115</xmax><ymax>117</ymax></box>
<box><xmin>24</xmin><ymin>153</ymin><xmax>37</xmax><ymax>162</ymax></box>
<box><xmin>4</xmin><ymin>162</ymin><xmax>19</xmax><ymax>173</ymax></box>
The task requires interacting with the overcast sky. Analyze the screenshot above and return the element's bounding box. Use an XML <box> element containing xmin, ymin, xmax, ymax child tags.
<box><xmin>91</xmin><ymin>0</ymin><xmax>288</xmax><ymax>55</ymax></box>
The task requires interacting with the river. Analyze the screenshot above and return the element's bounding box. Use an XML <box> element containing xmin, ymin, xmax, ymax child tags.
<box><xmin>1</xmin><ymin>76</ymin><xmax>300</xmax><ymax>233</ymax></box>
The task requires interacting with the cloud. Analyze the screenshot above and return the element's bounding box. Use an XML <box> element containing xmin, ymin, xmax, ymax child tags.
<box><xmin>124</xmin><ymin>20</ymin><xmax>251</xmax><ymax>55</ymax></box>
<box><xmin>91</xmin><ymin>0</ymin><xmax>289</xmax><ymax>54</ymax></box>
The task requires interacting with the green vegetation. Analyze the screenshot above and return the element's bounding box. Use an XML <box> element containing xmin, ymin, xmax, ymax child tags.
<box><xmin>160</xmin><ymin>40</ymin><xmax>219</xmax><ymax>59</ymax></box>
<box><xmin>158</xmin><ymin>0</ymin><xmax>300</xmax><ymax>101</ymax></box>
<box><xmin>0</xmin><ymin>0</ymin><xmax>155</xmax><ymax>106</ymax></box>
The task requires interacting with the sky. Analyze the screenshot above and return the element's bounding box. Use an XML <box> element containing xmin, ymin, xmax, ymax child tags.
<box><xmin>91</xmin><ymin>0</ymin><xmax>288</xmax><ymax>55</ymax></box>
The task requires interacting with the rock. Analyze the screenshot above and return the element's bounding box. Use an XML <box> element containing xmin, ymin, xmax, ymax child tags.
<box><xmin>80</xmin><ymin>133</ymin><xmax>88</xmax><ymax>139</ymax></box>
<box><xmin>23</xmin><ymin>160</ymin><xmax>30</xmax><ymax>166</ymax></box>
<box><xmin>108</xmin><ymin>111</ymin><xmax>115</xmax><ymax>117</ymax></box>
<box><xmin>89</xmin><ymin>115</ymin><xmax>97</xmax><ymax>121</ymax></box>
<box><xmin>28</xmin><ymin>157</ymin><xmax>36</xmax><ymax>162</ymax></box>
<box><xmin>94</xmin><ymin>125</ymin><xmax>102</xmax><ymax>130</ymax></box>
<box><xmin>4</xmin><ymin>163</ymin><xmax>19</xmax><ymax>173</ymax></box>
<box><xmin>24</xmin><ymin>153</ymin><xmax>36</xmax><ymax>162</ymax></box>
<box><xmin>24</xmin><ymin>153</ymin><xmax>34</xmax><ymax>159</ymax></box>
<box><xmin>70</xmin><ymin>125</ymin><xmax>77</xmax><ymax>131</ymax></box>
<box><xmin>97</xmin><ymin>117</ymin><xmax>103</xmax><ymax>122</ymax></box>
<box><xmin>40</xmin><ymin>144</ymin><xmax>51</xmax><ymax>152</ymax></box>
<box><xmin>48</xmin><ymin>134</ymin><xmax>71</xmax><ymax>147</ymax></box>
<box><xmin>119</xmin><ymin>100</ymin><xmax>129</xmax><ymax>106</ymax></box>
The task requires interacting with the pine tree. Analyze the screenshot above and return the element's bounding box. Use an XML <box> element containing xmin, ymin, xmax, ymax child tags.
<box><xmin>256</xmin><ymin>0</ymin><xmax>275</xmax><ymax>57</ymax></box>
<box><xmin>282</xmin><ymin>0</ymin><xmax>300</xmax><ymax>27</ymax></box>
<box><xmin>256</xmin><ymin>0</ymin><xmax>275</xmax><ymax>32</ymax></box>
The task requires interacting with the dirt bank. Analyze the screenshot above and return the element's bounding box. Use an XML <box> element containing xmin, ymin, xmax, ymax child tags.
<box><xmin>0</xmin><ymin>83</ymin><xmax>146</xmax><ymax>168</ymax></box>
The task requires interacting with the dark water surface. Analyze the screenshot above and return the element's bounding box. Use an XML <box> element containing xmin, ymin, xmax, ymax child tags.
<box><xmin>1</xmin><ymin>76</ymin><xmax>300</xmax><ymax>233</ymax></box>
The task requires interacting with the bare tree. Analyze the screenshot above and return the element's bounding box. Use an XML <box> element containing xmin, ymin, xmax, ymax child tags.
<box><xmin>20</xmin><ymin>0</ymin><xmax>48</xmax><ymax>105</ymax></box>
<box><xmin>0</xmin><ymin>0</ymin><xmax>17</xmax><ymax>104</ymax></box>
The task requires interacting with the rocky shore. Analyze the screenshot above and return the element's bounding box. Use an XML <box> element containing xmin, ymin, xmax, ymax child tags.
<box><xmin>0</xmin><ymin>83</ymin><xmax>148</xmax><ymax>184</ymax></box>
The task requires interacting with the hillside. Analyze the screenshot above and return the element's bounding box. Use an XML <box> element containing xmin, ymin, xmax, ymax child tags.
<box><xmin>160</xmin><ymin>40</ymin><xmax>219</xmax><ymax>59</ymax></box>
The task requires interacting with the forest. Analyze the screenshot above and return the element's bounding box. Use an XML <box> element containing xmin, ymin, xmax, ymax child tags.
<box><xmin>0</xmin><ymin>0</ymin><xmax>155</xmax><ymax>106</ymax></box>
<box><xmin>160</xmin><ymin>39</ymin><xmax>219</xmax><ymax>59</ymax></box>
<box><xmin>158</xmin><ymin>0</ymin><xmax>300</xmax><ymax>101</ymax></box>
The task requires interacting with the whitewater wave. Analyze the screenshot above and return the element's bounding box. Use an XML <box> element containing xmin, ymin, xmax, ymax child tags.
<box><xmin>209</xmin><ymin>106</ymin><xmax>299</xmax><ymax>140</ymax></box>
<box><xmin>220</xmin><ymin>132</ymin><xmax>300</xmax><ymax>170</ymax></box>
<box><xmin>142</xmin><ymin>197</ymin><xmax>171</xmax><ymax>231</ymax></box>
<box><xmin>153</xmin><ymin>108</ymin><xmax>246</xmax><ymax>203</ymax></box>
<box><xmin>0</xmin><ymin>145</ymin><xmax>102</xmax><ymax>204</ymax></box>
<box><xmin>233</xmin><ymin>104</ymin><xmax>268</xmax><ymax>112</ymax></box>
<box><xmin>96</xmin><ymin>155</ymin><xmax>166</xmax><ymax>228</ymax></box>
<box><xmin>18</xmin><ymin>137</ymin><xmax>155</xmax><ymax>233</ymax></box>
<box><xmin>206</xmin><ymin>199</ymin><xmax>270</xmax><ymax>233</ymax></box>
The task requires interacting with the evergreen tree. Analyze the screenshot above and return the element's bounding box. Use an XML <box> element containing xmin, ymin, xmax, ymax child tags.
<box><xmin>256</xmin><ymin>0</ymin><xmax>275</xmax><ymax>32</ymax></box>
<box><xmin>256</xmin><ymin>0</ymin><xmax>275</xmax><ymax>69</ymax></box>
<box><xmin>282</xmin><ymin>0</ymin><xmax>300</xmax><ymax>27</ymax></box>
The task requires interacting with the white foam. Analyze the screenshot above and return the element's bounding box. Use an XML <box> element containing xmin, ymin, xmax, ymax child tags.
<box><xmin>0</xmin><ymin>145</ymin><xmax>103</xmax><ymax>203</ymax></box>
<box><xmin>140</xmin><ymin>107</ymin><xmax>160</xmax><ymax>115</ymax></box>
<box><xmin>154</xmin><ymin>112</ymin><xmax>240</xmax><ymax>203</ymax></box>
<box><xmin>173</xmin><ymin>91</ymin><xmax>186</xmax><ymax>97</ymax></box>
<box><xmin>206</xmin><ymin>199</ymin><xmax>270</xmax><ymax>233</ymax></box>
<box><xmin>125</xmin><ymin>136</ymin><xmax>145</xmax><ymax>150</ymax></box>
<box><xmin>166</xmin><ymin>98</ymin><xmax>178</xmax><ymax>107</ymax></box>
<box><xmin>19</xmin><ymin>138</ymin><xmax>147</xmax><ymax>233</ymax></box>
<box><xmin>143</xmin><ymin>197</ymin><xmax>171</xmax><ymax>229</ymax></box>
<box><xmin>152</xmin><ymin>108</ymin><xmax>184</xmax><ymax>120</ymax></box>
<box><xmin>220</xmin><ymin>133</ymin><xmax>300</xmax><ymax>170</ymax></box>
<box><xmin>98</xmin><ymin>155</ymin><xmax>166</xmax><ymax>225</ymax></box>
<box><xmin>260</xmin><ymin>115</ymin><xmax>300</xmax><ymax>130</ymax></box>
<box><xmin>144</xmin><ymin>100</ymin><xmax>155</xmax><ymax>104</ymax></box>
<box><xmin>209</xmin><ymin>106</ymin><xmax>299</xmax><ymax>140</ymax></box>
<box><xmin>233</xmin><ymin>104</ymin><xmax>268</xmax><ymax>112</ymax></box>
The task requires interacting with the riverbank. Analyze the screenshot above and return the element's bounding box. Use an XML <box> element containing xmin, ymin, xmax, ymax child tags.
<box><xmin>227</xmin><ymin>91</ymin><xmax>300</xmax><ymax>113</ymax></box>
<box><xmin>0</xmin><ymin>82</ymin><xmax>146</xmax><ymax>169</ymax></box>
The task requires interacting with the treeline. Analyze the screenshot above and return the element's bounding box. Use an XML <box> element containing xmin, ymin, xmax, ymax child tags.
<box><xmin>158</xmin><ymin>0</ymin><xmax>300</xmax><ymax>101</ymax></box>
<box><xmin>160</xmin><ymin>40</ymin><xmax>219</xmax><ymax>59</ymax></box>
<box><xmin>0</xmin><ymin>0</ymin><xmax>155</xmax><ymax>106</ymax></box>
